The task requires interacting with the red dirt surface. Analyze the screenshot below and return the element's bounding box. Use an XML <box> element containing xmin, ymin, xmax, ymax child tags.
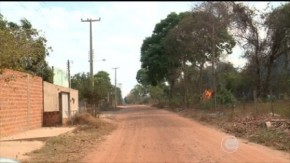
<box><xmin>83</xmin><ymin>105</ymin><xmax>290</xmax><ymax>163</ymax></box>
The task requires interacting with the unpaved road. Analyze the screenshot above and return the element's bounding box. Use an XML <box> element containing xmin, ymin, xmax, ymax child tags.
<box><xmin>83</xmin><ymin>105</ymin><xmax>290</xmax><ymax>163</ymax></box>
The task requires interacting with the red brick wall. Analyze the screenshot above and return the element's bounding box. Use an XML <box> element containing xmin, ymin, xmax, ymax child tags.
<box><xmin>43</xmin><ymin>111</ymin><xmax>60</xmax><ymax>127</ymax></box>
<box><xmin>0</xmin><ymin>69</ymin><xmax>43</xmax><ymax>137</ymax></box>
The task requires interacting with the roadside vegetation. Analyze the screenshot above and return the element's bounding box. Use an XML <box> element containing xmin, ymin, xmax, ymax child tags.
<box><xmin>126</xmin><ymin>1</ymin><xmax>290</xmax><ymax>152</ymax></box>
<box><xmin>176</xmin><ymin>105</ymin><xmax>290</xmax><ymax>152</ymax></box>
<box><xmin>22</xmin><ymin>113</ymin><xmax>116</xmax><ymax>163</ymax></box>
<box><xmin>0</xmin><ymin>13</ymin><xmax>53</xmax><ymax>82</ymax></box>
<box><xmin>71</xmin><ymin>71</ymin><xmax>123</xmax><ymax>111</ymax></box>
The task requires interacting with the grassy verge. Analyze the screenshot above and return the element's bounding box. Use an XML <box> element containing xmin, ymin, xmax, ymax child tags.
<box><xmin>22</xmin><ymin>113</ymin><xmax>116</xmax><ymax>163</ymax></box>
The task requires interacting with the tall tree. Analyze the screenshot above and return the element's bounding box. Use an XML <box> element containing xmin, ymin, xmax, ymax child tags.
<box><xmin>93</xmin><ymin>71</ymin><xmax>113</xmax><ymax>104</ymax></box>
<box><xmin>263</xmin><ymin>3</ymin><xmax>290</xmax><ymax>95</ymax></box>
<box><xmin>139</xmin><ymin>12</ymin><xmax>189</xmax><ymax>96</ymax></box>
<box><xmin>0</xmin><ymin>13</ymin><xmax>53</xmax><ymax>82</ymax></box>
<box><xmin>230</xmin><ymin>2</ymin><xmax>267</xmax><ymax>97</ymax></box>
<box><xmin>164</xmin><ymin>2</ymin><xmax>235</xmax><ymax>107</ymax></box>
<box><xmin>71</xmin><ymin>71</ymin><xmax>113</xmax><ymax>105</ymax></box>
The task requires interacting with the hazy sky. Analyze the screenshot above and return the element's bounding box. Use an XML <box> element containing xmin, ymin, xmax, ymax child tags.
<box><xmin>0</xmin><ymin>1</ymin><xmax>285</xmax><ymax>97</ymax></box>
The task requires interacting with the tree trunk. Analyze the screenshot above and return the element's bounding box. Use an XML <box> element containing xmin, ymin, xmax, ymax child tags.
<box><xmin>284</xmin><ymin>53</ymin><xmax>289</xmax><ymax>96</ymax></box>
<box><xmin>264</xmin><ymin>57</ymin><xmax>274</xmax><ymax>97</ymax></box>
<box><xmin>169</xmin><ymin>79</ymin><xmax>175</xmax><ymax>100</ymax></box>
<box><xmin>198</xmin><ymin>63</ymin><xmax>204</xmax><ymax>98</ymax></box>
<box><xmin>254</xmin><ymin>52</ymin><xmax>262</xmax><ymax>98</ymax></box>
<box><xmin>182</xmin><ymin>59</ymin><xmax>189</xmax><ymax>109</ymax></box>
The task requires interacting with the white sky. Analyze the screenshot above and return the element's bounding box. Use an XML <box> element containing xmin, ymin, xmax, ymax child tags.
<box><xmin>0</xmin><ymin>1</ymin><xmax>285</xmax><ymax>97</ymax></box>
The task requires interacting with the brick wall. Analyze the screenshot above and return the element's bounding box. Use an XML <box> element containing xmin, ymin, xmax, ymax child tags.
<box><xmin>43</xmin><ymin>111</ymin><xmax>60</xmax><ymax>127</ymax></box>
<box><xmin>0</xmin><ymin>69</ymin><xmax>43</xmax><ymax>137</ymax></box>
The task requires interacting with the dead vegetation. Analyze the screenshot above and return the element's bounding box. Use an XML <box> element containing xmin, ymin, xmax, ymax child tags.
<box><xmin>22</xmin><ymin>113</ymin><xmax>116</xmax><ymax>163</ymax></box>
<box><xmin>167</xmin><ymin>105</ymin><xmax>290</xmax><ymax>152</ymax></box>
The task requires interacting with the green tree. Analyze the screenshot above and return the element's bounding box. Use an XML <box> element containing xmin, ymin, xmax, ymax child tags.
<box><xmin>93</xmin><ymin>71</ymin><xmax>112</xmax><ymax>104</ymax></box>
<box><xmin>0</xmin><ymin>13</ymin><xmax>53</xmax><ymax>82</ymax></box>
<box><xmin>163</xmin><ymin>2</ymin><xmax>235</xmax><ymax>107</ymax></box>
<box><xmin>230</xmin><ymin>2</ymin><xmax>268</xmax><ymax>97</ymax></box>
<box><xmin>136</xmin><ymin>68</ymin><xmax>150</xmax><ymax>87</ymax></box>
<box><xmin>111</xmin><ymin>86</ymin><xmax>123</xmax><ymax>105</ymax></box>
<box><xmin>124</xmin><ymin>84</ymin><xmax>148</xmax><ymax>104</ymax></box>
<box><xmin>71</xmin><ymin>71</ymin><xmax>113</xmax><ymax>105</ymax></box>
<box><xmin>149</xmin><ymin>85</ymin><xmax>166</xmax><ymax>104</ymax></box>
<box><xmin>263</xmin><ymin>2</ymin><xmax>290</xmax><ymax>95</ymax></box>
<box><xmin>139</xmin><ymin>12</ymin><xmax>189</xmax><ymax>92</ymax></box>
<box><xmin>71</xmin><ymin>72</ymin><xmax>91</xmax><ymax>101</ymax></box>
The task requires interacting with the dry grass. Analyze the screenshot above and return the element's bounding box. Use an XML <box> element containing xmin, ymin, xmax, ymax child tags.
<box><xmin>172</xmin><ymin>101</ymin><xmax>290</xmax><ymax>152</ymax></box>
<box><xmin>233</xmin><ymin>100</ymin><xmax>290</xmax><ymax>118</ymax></box>
<box><xmin>71</xmin><ymin>112</ymin><xmax>113</xmax><ymax>129</ymax></box>
<box><xmin>249</xmin><ymin>128</ymin><xmax>290</xmax><ymax>151</ymax></box>
<box><xmin>22</xmin><ymin>113</ymin><xmax>116</xmax><ymax>163</ymax></box>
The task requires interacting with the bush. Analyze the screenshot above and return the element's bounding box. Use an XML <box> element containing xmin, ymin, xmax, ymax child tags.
<box><xmin>169</xmin><ymin>96</ymin><xmax>183</xmax><ymax>108</ymax></box>
<box><xmin>216</xmin><ymin>88</ymin><xmax>237</xmax><ymax>106</ymax></box>
<box><xmin>197</xmin><ymin>100</ymin><xmax>213</xmax><ymax>110</ymax></box>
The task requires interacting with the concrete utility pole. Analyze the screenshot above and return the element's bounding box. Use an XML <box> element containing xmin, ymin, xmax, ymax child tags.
<box><xmin>112</xmin><ymin>67</ymin><xmax>119</xmax><ymax>108</ymax></box>
<box><xmin>81</xmin><ymin>18</ymin><xmax>101</xmax><ymax>87</ymax></box>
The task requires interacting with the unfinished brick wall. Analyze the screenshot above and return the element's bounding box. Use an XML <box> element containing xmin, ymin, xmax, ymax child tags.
<box><xmin>43</xmin><ymin>111</ymin><xmax>60</xmax><ymax>127</ymax></box>
<box><xmin>0</xmin><ymin>69</ymin><xmax>43</xmax><ymax>137</ymax></box>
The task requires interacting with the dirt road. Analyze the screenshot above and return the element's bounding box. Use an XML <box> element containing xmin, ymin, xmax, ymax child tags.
<box><xmin>83</xmin><ymin>105</ymin><xmax>290</xmax><ymax>163</ymax></box>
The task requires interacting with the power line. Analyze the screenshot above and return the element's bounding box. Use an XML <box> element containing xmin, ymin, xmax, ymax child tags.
<box><xmin>16</xmin><ymin>2</ymin><xmax>52</xmax><ymax>31</ymax></box>
<box><xmin>41</xmin><ymin>2</ymin><xmax>53</xmax><ymax>11</ymax></box>
<box><xmin>39</xmin><ymin>2</ymin><xmax>46</xmax><ymax>9</ymax></box>
<box><xmin>19</xmin><ymin>3</ymin><xmax>28</xmax><ymax>10</ymax></box>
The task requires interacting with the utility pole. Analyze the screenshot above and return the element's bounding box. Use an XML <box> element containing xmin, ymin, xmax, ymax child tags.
<box><xmin>112</xmin><ymin>67</ymin><xmax>119</xmax><ymax>108</ymax></box>
<box><xmin>67</xmin><ymin>60</ymin><xmax>71</xmax><ymax>88</ymax></box>
<box><xmin>81</xmin><ymin>17</ymin><xmax>101</xmax><ymax>88</ymax></box>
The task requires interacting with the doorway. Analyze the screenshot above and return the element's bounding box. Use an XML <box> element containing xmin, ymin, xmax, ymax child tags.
<box><xmin>59</xmin><ymin>92</ymin><xmax>70</xmax><ymax>124</ymax></box>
